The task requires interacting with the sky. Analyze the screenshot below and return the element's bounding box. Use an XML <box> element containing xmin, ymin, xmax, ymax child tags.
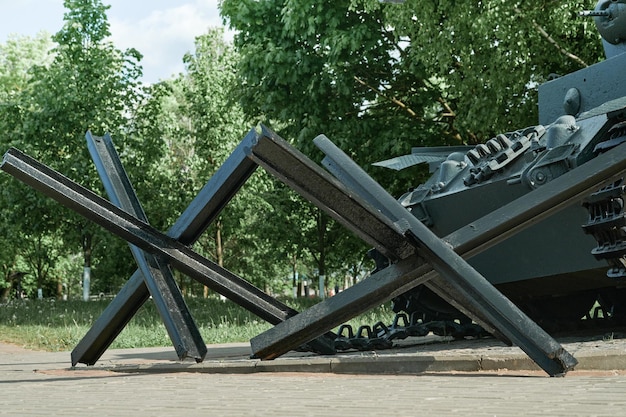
<box><xmin>0</xmin><ymin>0</ymin><xmax>234</xmax><ymax>84</ymax></box>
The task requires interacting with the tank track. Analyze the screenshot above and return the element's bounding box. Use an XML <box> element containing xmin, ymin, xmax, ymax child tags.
<box><xmin>582</xmin><ymin>122</ymin><xmax>626</xmax><ymax>276</ymax></box>
<box><xmin>326</xmin><ymin>306</ymin><xmax>626</xmax><ymax>353</ymax></box>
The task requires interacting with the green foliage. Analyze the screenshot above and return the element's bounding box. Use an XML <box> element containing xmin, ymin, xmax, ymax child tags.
<box><xmin>359</xmin><ymin>0</ymin><xmax>604</xmax><ymax>141</ymax></box>
<box><xmin>220</xmin><ymin>0</ymin><xmax>445</xmax><ymax>289</ymax></box>
<box><xmin>130</xmin><ymin>28</ymin><xmax>248</xmax><ymax>232</ymax></box>
<box><xmin>0</xmin><ymin>32</ymin><xmax>54</xmax><ymax>100</ymax></box>
<box><xmin>218</xmin><ymin>0</ymin><xmax>608</xmax><ymax>294</ymax></box>
<box><xmin>29</xmin><ymin>0</ymin><xmax>143</xmax><ymax>162</ymax></box>
<box><xmin>0</xmin><ymin>0</ymin><xmax>608</xmax><ymax>301</ymax></box>
<box><xmin>0</xmin><ymin>0</ymin><xmax>144</xmax><ymax>297</ymax></box>
<box><xmin>132</xmin><ymin>29</ymin><xmax>307</xmax><ymax>295</ymax></box>
<box><xmin>221</xmin><ymin>0</ymin><xmax>446</xmax><ymax>171</ymax></box>
<box><xmin>221</xmin><ymin>0</ymin><xmax>605</xmax><ymax>156</ymax></box>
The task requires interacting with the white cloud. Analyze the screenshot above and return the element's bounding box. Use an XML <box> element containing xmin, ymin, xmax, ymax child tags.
<box><xmin>108</xmin><ymin>0</ymin><xmax>232</xmax><ymax>83</ymax></box>
<box><xmin>0</xmin><ymin>0</ymin><xmax>232</xmax><ymax>84</ymax></box>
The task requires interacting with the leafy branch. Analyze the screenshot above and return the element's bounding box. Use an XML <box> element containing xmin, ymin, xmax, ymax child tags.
<box><xmin>515</xmin><ymin>7</ymin><xmax>588</xmax><ymax>68</ymax></box>
<box><xmin>353</xmin><ymin>75</ymin><xmax>421</xmax><ymax>119</ymax></box>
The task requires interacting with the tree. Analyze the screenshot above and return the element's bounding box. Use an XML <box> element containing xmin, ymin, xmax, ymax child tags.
<box><xmin>221</xmin><ymin>0</ymin><xmax>435</xmax><ymax>290</ymax></box>
<box><xmin>0</xmin><ymin>33</ymin><xmax>54</xmax><ymax>100</ymax></box>
<box><xmin>220</xmin><ymin>0</ymin><xmax>608</xmax><ymax>295</ymax></box>
<box><xmin>130</xmin><ymin>29</ymin><xmax>291</xmax><ymax>296</ymax></box>
<box><xmin>222</xmin><ymin>0</ymin><xmax>605</xmax><ymax>159</ymax></box>
<box><xmin>0</xmin><ymin>0</ymin><xmax>143</xmax><ymax>298</ymax></box>
<box><xmin>0</xmin><ymin>33</ymin><xmax>55</xmax><ymax>298</ymax></box>
<box><xmin>221</xmin><ymin>0</ymin><xmax>449</xmax><ymax>174</ymax></box>
<box><xmin>374</xmin><ymin>0</ymin><xmax>604</xmax><ymax>141</ymax></box>
<box><xmin>181</xmin><ymin>29</ymin><xmax>298</xmax><ymax>295</ymax></box>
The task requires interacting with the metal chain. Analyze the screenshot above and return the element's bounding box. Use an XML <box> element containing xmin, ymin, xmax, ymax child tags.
<box><xmin>332</xmin><ymin>313</ymin><xmax>487</xmax><ymax>352</ymax></box>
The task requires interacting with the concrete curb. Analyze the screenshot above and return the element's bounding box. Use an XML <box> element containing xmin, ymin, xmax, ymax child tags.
<box><xmin>7</xmin><ymin>334</ymin><xmax>625</xmax><ymax>377</ymax></box>
<box><xmin>85</xmin><ymin>345</ymin><xmax>626</xmax><ymax>376</ymax></box>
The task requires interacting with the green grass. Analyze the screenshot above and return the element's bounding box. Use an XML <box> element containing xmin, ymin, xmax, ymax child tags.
<box><xmin>0</xmin><ymin>296</ymin><xmax>395</xmax><ymax>351</ymax></box>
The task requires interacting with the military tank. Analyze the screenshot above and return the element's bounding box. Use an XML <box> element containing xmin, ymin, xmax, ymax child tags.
<box><xmin>376</xmin><ymin>0</ymin><xmax>626</xmax><ymax>329</ymax></box>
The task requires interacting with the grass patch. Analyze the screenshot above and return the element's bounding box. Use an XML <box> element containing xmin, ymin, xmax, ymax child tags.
<box><xmin>0</xmin><ymin>297</ymin><xmax>395</xmax><ymax>351</ymax></box>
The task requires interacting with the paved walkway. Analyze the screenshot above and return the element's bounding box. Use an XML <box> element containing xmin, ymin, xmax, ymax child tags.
<box><xmin>3</xmin><ymin>334</ymin><xmax>626</xmax><ymax>416</ymax></box>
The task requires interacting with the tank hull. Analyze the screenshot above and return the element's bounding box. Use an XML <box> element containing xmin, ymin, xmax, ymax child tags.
<box><xmin>422</xmin><ymin>178</ymin><xmax>608</xmax><ymax>290</ymax></box>
<box><xmin>389</xmin><ymin>102</ymin><xmax>626</xmax><ymax>323</ymax></box>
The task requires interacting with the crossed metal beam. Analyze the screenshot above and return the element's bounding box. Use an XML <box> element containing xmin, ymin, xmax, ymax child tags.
<box><xmin>4</xmin><ymin>123</ymin><xmax>626</xmax><ymax>375</ymax></box>
<box><xmin>83</xmin><ymin>131</ymin><xmax>207</xmax><ymax>364</ymax></box>
<box><xmin>243</xmin><ymin>125</ymin><xmax>626</xmax><ymax>374</ymax></box>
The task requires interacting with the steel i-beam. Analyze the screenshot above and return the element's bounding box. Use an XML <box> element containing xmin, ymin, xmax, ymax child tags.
<box><xmin>71</xmin><ymin>128</ymin><xmax>261</xmax><ymax>365</ymax></box>
<box><xmin>316</xmin><ymin>135</ymin><xmax>508</xmax><ymax>344</ymax></box>
<box><xmin>79</xmin><ymin>131</ymin><xmax>207</xmax><ymax>363</ymax></box>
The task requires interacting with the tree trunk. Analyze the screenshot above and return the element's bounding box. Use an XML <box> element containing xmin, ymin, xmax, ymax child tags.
<box><xmin>291</xmin><ymin>255</ymin><xmax>298</xmax><ymax>298</ymax></box>
<box><xmin>32</xmin><ymin>236</ymin><xmax>48</xmax><ymax>299</ymax></box>
<box><xmin>57</xmin><ymin>278</ymin><xmax>63</xmax><ymax>300</ymax></box>
<box><xmin>316</xmin><ymin>209</ymin><xmax>327</xmax><ymax>299</ymax></box>
<box><xmin>1</xmin><ymin>272</ymin><xmax>9</xmax><ymax>301</ymax></box>
<box><xmin>82</xmin><ymin>232</ymin><xmax>92</xmax><ymax>301</ymax></box>
<box><xmin>205</xmin><ymin>220</ymin><xmax>224</xmax><ymax>298</ymax></box>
